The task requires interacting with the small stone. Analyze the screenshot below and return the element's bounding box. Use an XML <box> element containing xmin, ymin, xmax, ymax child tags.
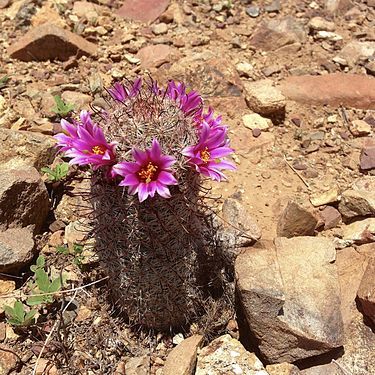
<box><xmin>8</xmin><ymin>23</ymin><xmax>97</xmax><ymax>61</ymax></box>
<box><xmin>277</xmin><ymin>200</ymin><xmax>317</xmax><ymax>237</ymax></box>
<box><xmin>61</xmin><ymin>91</ymin><xmax>91</xmax><ymax>109</ymax></box>
<box><xmin>136</xmin><ymin>44</ymin><xmax>180</xmax><ymax>69</ymax></box>
<box><xmin>342</xmin><ymin>218</ymin><xmax>375</xmax><ymax>244</ymax></box>
<box><xmin>117</xmin><ymin>0</ymin><xmax>169</xmax><ymax>22</ymax></box>
<box><xmin>0</xmin><ymin>346</ymin><xmax>19</xmax><ymax>374</ymax></box>
<box><xmin>172</xmin><ymin>333</ymin><xmax>184</xmax><ymax>346</ymax></box>
<box><xmin>308</xmin><ymin>16</ymin><xmax>336</xmax><ymax>32</ymax></box>
<box><xmin>265</xmin><ymin>0</ymin><xmax>281</xmax><ymax>13</ymax></box>
<box><xmin>246</xmin><ymin>6</ymin><xmax>260</xmax><ymax>17</ymax></box>
<box><xmin>336</xmin><ymin>41</ymin><xmax>375</xmax><ymax>67</ymax></box>
<box><xmin>163</xmin><ymin>335</ymin><xmax>203</xmax><ymax>375</ymax></box>
<box><xmin>350</xmin><ymin>119</ymin><xmax>372</xmax><ymax>137</ymax></box>
<box><xmin>360</xmin><ymin>145</ymin><xmax>375</xmax><ymax>171</ymax></box>
<box><xmin>365</xmin><ymin>60</ymin><xmax>375</xmax><ymax>76</ymax></box>
<box><xmin>65</xmin><ymin>219</ymin><xmax>91</xmax><ymax>251</ymax></box>
<box><xmin>252</xmin><ymin>128</ymin><xmax>261</xmax><ymax>137</ymax></box>
<box><xmin>48</xmin><ymin>230</ymin><xmax>64</xmax><ymax>247</ymax></box>
<box><xmin>357</xmin><ymin>258</ymin><xmax>375</xmax><ymax>325</ymax></box>
<box><xmin>320</xmin><ymin>206</ymin><xmax>342</xmax><ymax>230</ymax></box>
<box><xmin>152</xmin><ymin>22</ymin><xmax>168</xmax><ymax>35</ymax></box>
<box><xmin>267</xmin><ymin>363</ymin><xmax>301</xmax><ymax>374</ymax></box>
<box><xmin>244</xmin><ymin>79</ymin><xmax>286</xmax><ymax>116</ymax></box>
<box><xmin>235</xmin><ymin>62</ymin><xmax>254</xmax><ymax>77</ymax></box>
<box><xmin>125</xmin><ymin>355</ymin><xmax>150</xmax><ymax>375</ymax></box>
<box><xmin>310</xmin><ymin>185</ymin><xmax>340</xmax><ymax>207</ymax></box>
<box><xmin>76</xmin><ymin>305</ymin><xmax>92</xmax><ymax>322</ymax></box>
<box><xmin>243</xmin><ymin>113</ymin><xmax>272</xmax><ymax>131</ymax></box>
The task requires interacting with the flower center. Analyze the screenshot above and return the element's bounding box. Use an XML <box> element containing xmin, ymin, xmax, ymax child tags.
<box><xmin>138</xmin><ymin>162</ymin><xmax>158</xmax><ymax>183</ymax></box>
<box><xmin>91</xmin><ymin>145</ymin><xmax>106</xmax><ymax>155</ymax></box>
<box><xmin>200</xmin><ymin>147</ymin><xmax>211</xmax><ymax>163</ymax></box>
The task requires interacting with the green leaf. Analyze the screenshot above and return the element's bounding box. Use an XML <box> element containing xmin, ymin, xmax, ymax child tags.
<box><xmin>51</xmin><ymin>95</ymin><xmax>74</xmax><ymax>117</ymax></box>
<box><xmin>35</xmin><ymin>269</ymin><xmax>50</xmax><ymax>292</ymax></box>
<box><xmin>0</xmin><ymin>75</ymin><xmax>9</xmax><ymax>89</ymax></box>
<box><xmin>27</xmin><ymin>295</ymin><xmax>45</xmax><ymax>306</ymax></box>
<box><xmin>8</xmin><ymin>318</ymin><xmax>22</xmax><ymax>326</ymax></box>
<box><xmin>36</xmin><ymin>255</ymin><xmax>45</xmax><ymax>268</ymax></box>
<box><xmin>24</xmin><ymin>309</ymin><xmax>37</xmax><ymax>322</ymax></box>
<box><xmin>48</xmin><ymin>277</ymin><xmax>62</xmax><ymax>293</ymax></box>
<box><xmin>13</xmin><ymin>301</ymin><xmax>25</xmax><ymax>321</ymax></box>
<box><xmin>3</xmin><ymin>305</ymin><xmax>14</xmax><ymax>317</ymax></box>
<box><xmin>56</xmin><ymin>245</ymin><xmax>69</xmax><ymax>254</ymax></box>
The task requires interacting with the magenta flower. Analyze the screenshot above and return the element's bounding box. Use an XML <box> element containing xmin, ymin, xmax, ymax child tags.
<box><xmin>182</xmin><ymin>123</ymin><xmax>236</xmax><ymax>181</ymax></box>
<box><xmin>113</xmin><ymin>139</ymin><xmax>178</xmax><ymax>202</ymax></box>
<box><xmin>195</xmin><ymin>107</ymin><xmax>224</xmax><ymax>130</ymax></box>
<box><xmin>54</xmin><ymin>111</ymin><xmax>117</xmax><ymax>169</ymax></box>
<box><xmin>166</xmin><ymin>80</ymin><xmax>202</xmax><ymax>116</ymax></box>
<box><xmin>108</xmin><ymin>78</ymin><xmax>142</xmax><ymax>102</ymax></box>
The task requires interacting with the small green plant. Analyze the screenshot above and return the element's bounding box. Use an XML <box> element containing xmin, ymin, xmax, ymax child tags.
<box><xmin>56</xmin><ymin>245</ymin><xmax>69</xmax><ymax>255</ymax></box>
<box><xmin>41</xmin><ymin>162</ymin><xmax>69</xmax><ymax>182</ymax></box>
<box><xmin>27</xmin><ymin>255</ymin><xmax>65</xmax><ymax>306</ymax></box>
<box><xmin>0</xmin><ymin>75</ymin><xmax>9</xmax><ymax>90</ymax></box>
<box><xmin>4</xmin><ymin>301</ymin><xmax>37</xmax><ymax>327</ymax></box>
<box><xmin>72</xmin><ymin>244</ymin><xmax>85</xmax><ymax>267</ymax></box>
<box><xmin>51</xmin><ymin>95</ymin><xmax>74</xmax><ymax>117</ymax></box>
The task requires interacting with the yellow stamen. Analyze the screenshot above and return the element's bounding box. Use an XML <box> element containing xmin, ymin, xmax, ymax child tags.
<box><xmin>200</xmin><ymin>147</ymin><xmax>211</xmax><ymax>163</ymax></box>
<box><xmin>138</xmin><ymin>162</ymin><xmax>158</xmax><ymax>183</ymax></box>
<box><xmin>92</xmin><ymin>145</ymin><xmax>106</xmax><ymax>155</ymax></box>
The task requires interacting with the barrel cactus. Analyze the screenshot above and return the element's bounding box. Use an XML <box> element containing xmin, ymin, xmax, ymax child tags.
<box><xmin>55</xmin><ymin>77</ymin><xmax>236</xmax><ymax>331</ymax></box>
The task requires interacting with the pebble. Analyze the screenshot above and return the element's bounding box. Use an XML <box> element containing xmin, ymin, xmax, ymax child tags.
<box><xmin>243</xmin><ymin>113</ymin><xmax>272</xmax><ymax>131</ymax></box>
<box><xmin>246</xmin><ymin>6</ymin><xmax>260</xmax><ymax>18</ymax></box>
<box><xmin>350</xmin><ymin>120</ymin><xmax>372</xmax><ymax>137</ymax></box>
<box><xmin>152</xmin><ymin>23</ymin><xmax>168</xmax><ymax>35</ymax></box>
<box><xmin>252</xmin><ymin>128</ymin><xmax>262</xmax><ymax>137</ymax></box>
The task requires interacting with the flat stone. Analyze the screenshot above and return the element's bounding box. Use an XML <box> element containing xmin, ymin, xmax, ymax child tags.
<box><xmin>72</xmin><ymin>1</ymin><xmax>107</xmax><ymax>20</ymax></box>
<box><xmin>336</xmin><ymin>41</ymin><xmax>375</xmax><ymax>67</ymax></box>
<box><xmin>163</xmin><ymin>335</ymin><xmax>203</xmax><ymax>375</ymax></box>
<box><xmin>65</xmin><ymin>219</ymin><xmax>92</xmax><ymax>251</ymax></box>
<box><xmin>342</xmin><ymin>218</ymin><xmax>375</xmax><ymax>244</ymax></box>
<box><xmin>0</xmin><ymin>128</ymin><xmax>56</xmax><ymax>171</ymax></box>
<box><xmin>360</xmin><ymin>145</ymin><xmax>375</xmax><ymax>170</ymax></box>
<box><xmin>196</xmin><ymin>334</ymin><xmax>268</xmax><ymax>375</ymax></box>
<box><xmin>244</xmin><ymin>79</ymin><xmax>286</xmax><ymax>116</ymax></box>
<box><xmin>0</xmin><ymin>167</ymin><xmax>49</xmax><ymax>233</ymax></box>
<box><xmin>136</xmin><ymin>44</ymin><xmax>180</xmax><ymax>69</ymax></box>
<box><xmin>267</xmin><ymin>363</ymin><xmax>301</xmax><ymax>374</ymax></box>
<box><xmin>319</xmin><ymin>206</ymin><xmax>342</xmax><ymax>230</ymax></box>
<box><xmin>8</xmin><ymin>23</ymin><xmax>97</xmax><ymax>61</ymax></box>
<box><xmin>280</xmin><ymin>74</ymin><xmax>375</xmax><ymax>110</ymax></box>
<box><xmin>0</xmin><ymin>227</ymin><xmax>35</xmax><ymax>273</ymax></box>
<box><xmin>61</xmin><ymin>91</ymin><xmax>92</xmax><ymax>109</ymax></box>
<box><xmin>249</xmin><ymin>16</ymin><xmax>306</xmax><ymax>51</ymax></box>
<box><xmin>0</xmin><ymin>345</ymin><xmax>19</xmax><ymax>374</ymax></box>
<box><xmin>350</xmin><ymin>119</ymin><xmax>372</xmax><ymax>137</ymax></box>
<box><xmin>243</xmin><ymin>113</ymin><xmax>272</xmax><ymax>131</ymax></box>
<box><xmin>339</xmin><ymin>177</ymin><xmax>375</xmax><ymax>219</ymax></box>
<box><xmin>357</xmin><ymin>258</ymin><xmax>375</xmax><ymax>325</ymax></box>
<box><xmin>310</xmin><ymin>185</ymin><xmax>340</xmax><ymax>207</ymax></box>
<box><xmin>326</xmin><ymin>0</ymin><xmax>354</xmax><ymax>14</ymax></box>
<box><xmin>236</xmin><ymin>237</ymin><xmax>344</xmax><ymax>363</ymax></box>
<box><xmin>277</xmin><ymin>200</ymin><xmax>317</xmax><ymax>237</ymax></box>
<box><xmin>117</xmin><ymin>0</ymin><xmax>169</xmax><ymax>23</ymax></box>
<box><xmin>308</xmin><ymin>17</ymin><xmax>335</xmax><ymax>32</ymax></box>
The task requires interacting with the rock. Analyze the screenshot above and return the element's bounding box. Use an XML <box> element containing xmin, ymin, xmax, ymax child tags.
<box><xmin>246</xmin><ymin>6</ymin><xmax>260</xmax><ymax>18</ymax></box>
<box><xmin>8</xmin><ymin>23</ymin><xmax>97</xmax><ymax>61</ymax></box>
<box><xmin>360</xmin><ymin>145</ymin><xmax>375</xmax><ymax>170</ymax></box>
<box><xmin>349</xmin><ymin>119</ymin><xmax>372</xmax><ymax>137</ymax></box>
<box><xmin>64</xmin><ymin>219</ymin><xmax>91</xmax><ymax>251</ymax></box>
<box><xmin>336</xmin><ymin>41</ymin><xmax>375</xmax><ymax>67</ymax></box>
<box><xmin>236</xmin><ymin>62</ymin><xmax>254</xmax><ymax>77</ymax></box>
<box><xmin>342</xmin><ymin>218</ymin><xmax>375</xmax><ymax>244</ymax></box>
<box><xmin>244</xmin><ymin>79</ymin><xmax>286</xmax><ymax>116</ymax></box>
<box><xmin>300</xmin><ymin>363</ymin><xmax>341</xmax><ymax>374</ymax></box>
<box><xmin>196</xmin><ymin>334</ymin><xmax>268</xmax><ymax>375</ymax></box>
<box><xmin>308</xmin><ymin>17</ymin><xmax>335</xmax><ymax>32</ymax></box>
<box><xmin>236</xmin><ymin>237</ymin><xmax>344</xmax><ymax>363</ymax></box>
<box><xmin>125</xmin><ymin>355</ymin><xmax>150</xmax><ymax>375</ymax></box>
<box><xmin>357</xmin><ymin>258</ymin><xmax>375</xmax><ymax>325</ymax></box>
<box><xmin>0</xmin><ymin>227</ymin><xmax>35</xmax><ymax>273</ymax></box>
<box><xmin>0</xmin><ymin>280</ymin><xmax>16</xmax><ymax>315</ymax></box>
<box><xmin>366</xmin><ymin>60</ymin><xmax>375</xmax><ymax>76</ymax></box>
<box><xmin>136</xmin><ymin>44</ymin><xmax>180</xmax><ymax>69</ymax></box>
<box><xmin>277</xmin><ymin>200</ymin><xmax>317</xmax><ymax>237</ymax></box>
<box><xmin>309</xmin><ymin>185</ymin><xmax>340</xmax><ymax>207</ymax></box>
<box><xmin>163</xmin><ymin>335</ymin><xmax>203</xmax><ymax>375</ymax></box>
<box><xmin>326</xmin><ymin>0</ymin><xmax>354</xmax><ymax>14</ymax></box>
<box><xmin>31</xmin><ymin>5</ymin><xmax>66</xmax><ymax>28</ymax></box>
<box><xmin>72</xmin><ymin>1</ymin><xmax>107</xmax><ymax>20</ymax></box>
<box><xmin>61</xmin><ymin>91</ymin><xmax>91</xmax><ymax>109</ymax></box>
<box><xmin>0</xmin><ymin>167</ymin><xmax>49</xmax><ymax>233</ymax></box>
<box><xmin>249</xmin><ymin>16</ymin><xmax>306</xmax><ymax>51</ymax></box>
<box><xmin>117</xmin><ymin>0</ymin><xmax>169</xmax><ymax>23</ymax></box>
<box><xmin>314</xmin><ymin>31</ymin><xmax>343</xmax><ymax>42</ymax></box>
<box><xmin>0</xmin><ymin>345</ymin><xmax>19</xmax><ymax>374</ymax></box>
<box><xmin>152</xmin><ymin>22</ymin><xmax>168</xmax><ymax>35</ymax></box>
<box><xmin>319</xmin><ymin>206</ymin><xmax>341</xmax><ymax>230</ymax></box>
<box><xmin>243</xmin><ymin>113</ymin><xmax>271</xmax><ymax>131</ymax></box>
<box><xmin>0</xmin><ymin>128</ymin><xmax>56</xmax><ymax>171</ymax></box>
<box><xmin>266</xmin><ymin>363</ymin><xmax>301</xmax><ymax>374</ymax></box>
<box><xmin>339</xmin><ymin>177</ymin><xmax>375</xmax><ymax>219</ymax></box>
<box><xmin>280</xmin><ymin>74</ymin><xmax>375</xmax><ymax>110</ymax></box>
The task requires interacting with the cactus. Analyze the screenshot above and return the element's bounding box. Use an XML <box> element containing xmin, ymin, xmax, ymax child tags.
<box><xmin>55</xmin><ymin>78</ymin><xmax>236</xmax><ymax>330</ymax></box>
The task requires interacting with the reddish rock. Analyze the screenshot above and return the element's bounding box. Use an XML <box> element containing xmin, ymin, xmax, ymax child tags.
<box><xmin>136</xmin><ymin>44</ymin><xmax>179</xmax><ymax>69</ymax></box>
<box><xmin>0</xmin><ymin>345</ymin><xmax>19</xmax><ymax>374</ymax></box>
<box><xmin>117</xmin><ymin>0</ymin><xmax>170</xmax><ymax>23</ymax></box>
<box><xmin>280</xmin><ymin>74</ymin><xmax>375</xmax><ymax>110</ymax></box>
<box><xmin>360</xmin><ymin>145</ymin><xmax>375</xmax><ymax>171</ymax></box>
<box><xmin>8</xmin><ymin>23</ymin><xmax>97</xmax><ymax>61</ymax></box>
<box><xmin>320</xmin><ymin>206</ymin><xmax>342</xmax><ymax>230</ymax></box>
<box><xmin>357</xmin><ymin>258</ymin><xmax>375</xmax><ymax>325</ymax></box>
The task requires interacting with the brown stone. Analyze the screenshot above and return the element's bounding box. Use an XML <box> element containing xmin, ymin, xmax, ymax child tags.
<box><xmin>267</xmin><ymin>363</ymin><xmax>301</xmax><ymax>374</ymax></box>
<box><xmin>320</xmin><ymin>206</ymin><xmax>342</xmax><ymax>230</ymax></box>
<box><xmin>0</xmin><ymin>345</ymin><xmax>19</xmax><ymax>374</ymax></box>
<box><xmin>136</xmin><ymin>44</ymin><xmax>180</xmax><ymax>69</ymax></box>
<box><xmin>8</xmin><ymin>23</ymin><xmax>97</xmax><ymax>62</ymax></box>
<box><xmin>360</xmin><ymin>145</ymin><xmax>375</xmax><ymax>170</ymax></box>
<box><xmin>357</xmin><ymin>258</ymin><xmax>375</xmax><ymax>325</ymax></box>
<box><xmin>280</xmin><ymin>74</ymin><xmax>375</xmax><ymax>110</ymax></box>
<box><xmin>163</xmin><ymin>335</ymin><xmax>203</xmax><ymax>375</ymax></box>
<box><xmin>117</xmin><ymin>0</ymin><xmax>170</xmax><ymax>23</ymax></box>
<box><xmin>277</xmin><ymin>200</ymin><xmax>317</xmax><ymax>237</ymax></box>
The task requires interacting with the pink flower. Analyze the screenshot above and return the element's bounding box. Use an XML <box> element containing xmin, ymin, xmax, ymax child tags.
<box><xmin>113</xmin><ymin>139</ymin><xmax>178</xmax><ymax>202</ymax></box>
<box><xmin>108</xmin><ymin>78</ymin><xmax>142</xmax><ymax>102</ymax></box>
<box><xmin>182</xmin><ymin>123</ymin><xmax>236</xmax><ymax>181</ymax></box>
<box><xmin>54</xmin><ymin>111</ymin><xmax>117</xmax><ymax>169</ymax></box>
<box><xmin>166</xmin><ymin>80</ymin><xmax>202</xmax><ymax>116</ymax></box>
<box><xmin>194</xmin><ymin>107</ymin><xmax>224</xmax><ymax>130</ymax></box>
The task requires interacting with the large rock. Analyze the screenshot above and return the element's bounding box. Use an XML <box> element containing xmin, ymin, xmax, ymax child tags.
<box><xmin>336</xmin><ymin>41</ymin><xmax>375</xmax><ymax>67</ymax></box>
<box><xmin>117</xmin><ymin>0</ymin><xmax>169</xmax><ymax>23</ymax></box>
<box><xmin>0</xmin><ymin>227</ymin><xmax>35</xmax><ymax>273</ymax></box>
<box><xmin>0</xmin><ymin>128</ymin><xmax>56</xmax><ymax>171</ymax></box>
<box><xmin>196</xmin><ymin>334</ymin><xmax>268</xmax><ymax>375</ymax></box>
<box><xmin>8</xmin><ymin>23</ymin><xmax>97</xmax><ymax>61</ymax></box>
<box><xmin>360</xmin><ymin>144</ymin><xmax>375</xmax><ymax>171</ymax></box>
<box><xmin>163</xmin><ymin>335</ymin><xmax>203</xmax><ymax>375</ymax></box>
<box><xmin>0</xmin><ymin>168</ymin><xmax>49</xmax><ymax>233</ymax></box>
<box><xmin>342</xmin><ymin>218</ymin><xmax>375</xmax><ymax>244</ymax></box>
<box><xmin>339</xmin><ymin>177</ymin><xmax>375</xmax><ymax>219</ymax></box>
<box><xmin>249</xmin><ymin>16</ymin><xmax>306</xmax><ymax>51</ymax></box>
<box><xmin>236</xmin><ymin>237</ymin><xmax>344</xmax><ymax>363</ymax></box>
<box><xmin>244</xmin><ymin>79</ymin><xmax>286</xmax><ymax>116</ymax></box>
<box><xmin>277</xmin><ymin>200</ymin><xmax>317</xmax><ymax>237</ymax></box>
<box><xmin>280</xmin><ymin>74</ymin><xmax>375</xmax><ymax>110</ymax></box>
<box><xmin>136</xmin><ymin>44</ymin><xmax>180</xmax><ymax>70</ymax></box>
<box><xmin>357</xmin><ymin>258</ymin><xmax>375</xmax><ymax>325</ymax></box>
